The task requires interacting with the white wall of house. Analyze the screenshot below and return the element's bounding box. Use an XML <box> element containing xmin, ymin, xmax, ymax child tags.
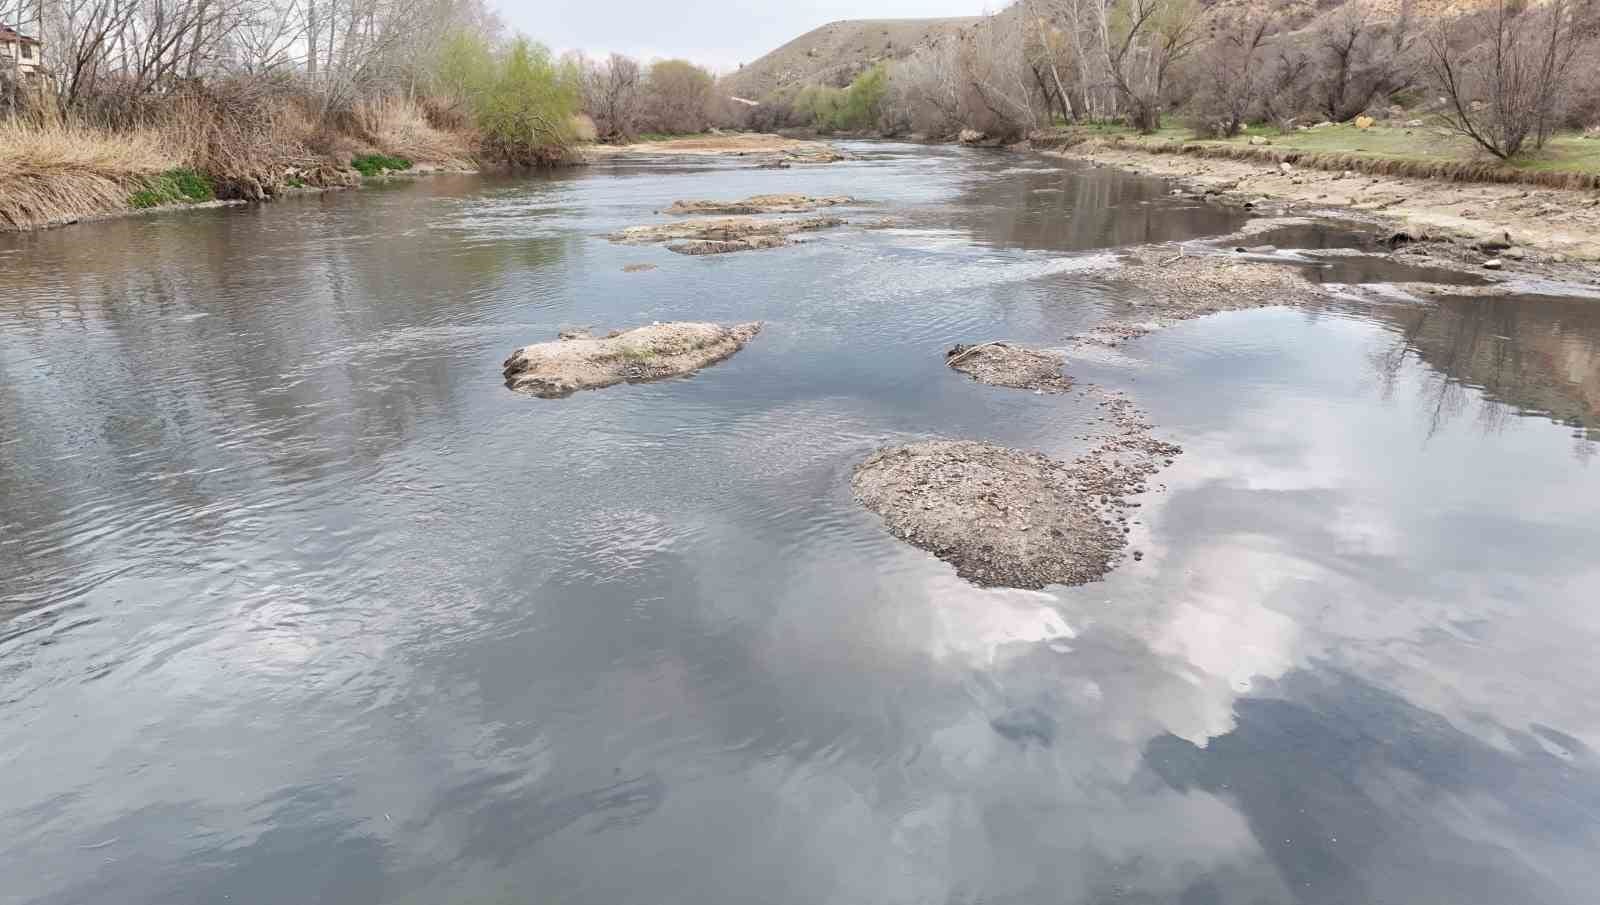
<box><xmin>1</xmin><ymin>37</ymin><xmax>40</xmax><ymax>74</ymax></box>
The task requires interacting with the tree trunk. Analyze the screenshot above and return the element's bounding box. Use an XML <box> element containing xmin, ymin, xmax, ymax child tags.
<box><xmin>307</xmin><ymin>0</ymin><xmax>318</xmax><ymax>76</ymax></box>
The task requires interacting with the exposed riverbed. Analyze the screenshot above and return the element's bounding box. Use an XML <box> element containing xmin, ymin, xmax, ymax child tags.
<box><xmin>3</xmin><ymin>142</ymin><xmax>1599</xmax><ymax>905</ymax></box>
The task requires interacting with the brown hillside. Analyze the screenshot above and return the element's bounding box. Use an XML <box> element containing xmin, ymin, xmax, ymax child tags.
<box><xmin>720</xmin><ymin>1</ymin><xmax>1492</xmax><ymax>102</ymax></box>
<box><xmin>719</xmin><ymin>17</ymin><xmax>979</xmax><ymax>100</ymax></box>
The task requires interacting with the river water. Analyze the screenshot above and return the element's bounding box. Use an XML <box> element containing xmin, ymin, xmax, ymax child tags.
<box><xmin>2</xmin><ymin>143</ymin><xmax>1598</xmax><ymax>905</ymax></box>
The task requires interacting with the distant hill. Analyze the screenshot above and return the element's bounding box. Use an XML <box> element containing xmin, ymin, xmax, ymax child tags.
<box><xmin>720</xmin><ymin>1</ymin><xmax>1488</xmax><ymax>102</ymax></box>
<box><xmin>718</xmin><ymin>17</ymin><xmax>979</xmax><ymax>101</ymax></box>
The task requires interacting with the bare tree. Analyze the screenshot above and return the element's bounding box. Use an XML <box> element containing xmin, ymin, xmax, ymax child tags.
<box><xmin>960</xmin><ymin>8</ymin><xmax>1043</xmax><ymax>137</ymax></box>
<box><xmin>581</xmin><ymin>52</ymin><xmax>640</xmax><ymax>141</ymax></box>
<box><xmin>1022</xmin><ymin>0</ymin><xmax>1077</xmax><ymax>122</ymax></box>
<box><xmin>1424</xmin><ymin>0</ymin><xmax>1594</xmax><ymax>159</ymax></box>
<box><xmin>1190</xmin><ymin>5</ymin><xmax>1271</xmax><ymax>136</ymax></box>
<box><xmin>1258</xmin><ymin>42</ymin><xmax>1316</xmax><ymax>130</ymax></box>
<box><xmin>1025</xmin><ymin>0</ymin><xmax>1119</xmax><ymax>121</ymax></box>
<box><xmin>1314</xmin><ymin>1</ymin><xmax>1415</xmax><ymax>122</ymax></box>
<box><xmin>1105</xmin><ymin>0</ymin><xmax>1203</xmax><ymax>133</ymax></box>
<box><xmin>229</xmin><ymin>0</ymin><xmax>309</xmax><ymax>74</ymax></box>
<box><xmin>642</xmin><ymin>58</ymin><xmax>712</xmax><ymax>134</ymax></box>
<box><xmin>889</xmin><ymin>37</ymin><xmax>964</xmax><ymax>135</ymax></box>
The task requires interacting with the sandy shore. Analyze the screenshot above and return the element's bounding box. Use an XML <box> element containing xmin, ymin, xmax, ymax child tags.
<box><xmin>1045</xmin><ymin>140</ymin><xmax>1600</xmax><ymax>265</ymax></box>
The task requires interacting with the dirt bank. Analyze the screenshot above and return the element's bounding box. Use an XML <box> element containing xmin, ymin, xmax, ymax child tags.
<box><xmin>1045</xmin><ymin>140</ymin><xmax>1600</xmax><ymax>264</ymax></box>
<box><xmin>588</xmin><ymin>133</ymin><xmax>846</xmax><ymax>165</ymax></box>
<box><xmin>609</xmin><ymin>215</ymin><xmax>846</xmax><ymax>255</ymax></box>
<box><xmin>665</xmin><ymin>194</ymin><xmax>856</xmax><ymax>215</ymax></box>
<box><xmin>945</xmin><ymin>342</ymin><xmax>1071</xmax><ymax>392</ymax></box>
<box><xmin>502</xmin><ymin>322</ymin><xmax>762</xmax><ymax>397</ymax></box>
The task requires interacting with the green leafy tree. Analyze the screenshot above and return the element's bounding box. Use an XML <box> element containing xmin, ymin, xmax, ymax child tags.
<box><xmin>801</xmin><ymin>64</ymin><xmax>890</xmax><ymax>131</ymax></box>
<box><xmin>477</xmin><ymin>38</ymin><xmax>583</xmax><ymax>165</ymax></box>
<box><xmin>431</xmin><ymin>29</ymin><xmax>498</xmax><ymax>109</ymax></box>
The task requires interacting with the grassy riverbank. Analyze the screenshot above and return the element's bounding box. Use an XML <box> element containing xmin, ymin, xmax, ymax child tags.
<box><xmin>1043</xmin><ymin>123</ymin><xmax>1600</xmax><ymax>189</ymax></box>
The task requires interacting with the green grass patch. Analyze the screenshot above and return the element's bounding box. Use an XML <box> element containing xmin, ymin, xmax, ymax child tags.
<box><xmin>350</xmin><ymin>153</ymin><xmax>413</xmax><ymax>177</ymax></box>
<box><xmin>1083</xmin><ymin>120</ymin><xmax>1600</xmax><ymax>176</ymax></box>
<box><xmin>128</xmin><ymin>168</ymin><xmax>215</xmax><ymax>209</ymax></box>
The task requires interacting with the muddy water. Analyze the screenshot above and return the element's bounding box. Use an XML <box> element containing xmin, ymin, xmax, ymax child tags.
<box><xmin>2</xmin><ymin>143</ymin><xmax>1598</xmax><ymax>905</ymax></box>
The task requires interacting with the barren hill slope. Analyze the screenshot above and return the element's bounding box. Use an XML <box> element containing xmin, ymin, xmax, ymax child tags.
<box><xmin>719</xmin><ymin>17</ymin><xmax>979</xmax><ymax>100</ymax></box>
<box><xmin>721</xmin><ymin>1</ymin><xmax>1488</xmax><ymax>102</ymax></box>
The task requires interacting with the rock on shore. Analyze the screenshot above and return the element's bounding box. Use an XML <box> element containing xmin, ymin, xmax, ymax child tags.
<box><xmin>608</xmin><ymin>215</ymin><xmax>845</xmax><ymax>255</ymax></box>
<box><xmin>503</xmin><ymin>322</ymin><xmax>762</xmax><ymax>397</ymax></box>
<box><xmin>852</xmin><ymin>441</ymin><xmax>1123</xmax><ymax>589</ymax></box>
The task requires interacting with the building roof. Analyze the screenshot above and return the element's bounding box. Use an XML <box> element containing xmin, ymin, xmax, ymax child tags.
<box><xmin>1</xmin><ymin>23</ymin><xmax>42</xmax><ymax>44</ymax></box>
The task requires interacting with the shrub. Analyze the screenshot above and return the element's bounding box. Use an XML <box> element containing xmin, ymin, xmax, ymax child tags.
<box><xmin>476</xmin><ymin>38</ymin><xmax>583</xmax><ymax>165</ymax></box>
<box><xmin>801</xmin><ymin>64</ymin><xmax>891</xmax><ymax>132</ymax></box>
<box><xmin>350</xmin><ymin>153</ymin><xmax>413</xmax><ymax>176</ymax></box>
<box><xmin>643</xmin><ymin>60</ymin><xmax>715</xmax><ymax>134</ymax></box>
<box><xmin>129</xmin><ymin>168</ymin><xmax>216</xmax><ymax>208</ymax></box>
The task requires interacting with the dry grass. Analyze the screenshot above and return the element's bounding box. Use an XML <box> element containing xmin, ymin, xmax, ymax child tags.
<box><xmin>152</xmin><ymin>86</ymin><xmax>327</xmax><ymax>198</ymax></box>
<box><xmin>0</xmin><ymin>88</ymin><xmax>480</xmax><ymax>232</ymax></box>
<box><xmin>354</xmin><ymin>96</ymin><xmax>473</xmax><ymax>167</ymax></box>
<box><xmin>1162</xmin><ymin>140</ymin><xmax>1600</xmax><ymax>189</ymax></box>
<box><xmin>0</xmin><ymin>120</ymin><xmax>176</xmax><ymax>230</ymax></box>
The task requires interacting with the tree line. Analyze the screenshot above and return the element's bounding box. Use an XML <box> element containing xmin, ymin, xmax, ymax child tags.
<box><xmin>1</xmin><ymin>0</ymin><xmax>1595</xmax><ymax>170</ymax></box>
<box><xmin>0</xmin><ymin>0</ymin><xmax>728</xmax><ymax>173</ymax></box>
<box><xmin>737</xmin><ymin>0</ymin><xmax>1599</xmax><ymax>161</ymax></box>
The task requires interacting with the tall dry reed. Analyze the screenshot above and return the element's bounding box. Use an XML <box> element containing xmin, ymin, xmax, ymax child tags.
<box><xmin>0</xmin><ymin>120</ymin><xmax>175</xmax><ymax>230</ymax></box>
<box><xmin>353</xmin><ymin>96</ymin><xmax>473</xmax><ymax>167</ymax></box>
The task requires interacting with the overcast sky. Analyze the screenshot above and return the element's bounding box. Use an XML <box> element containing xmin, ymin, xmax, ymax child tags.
<box><xmin>499</xmin><ymin>0</ymin><xmax>999</xmax><ymax>71</ymax></box>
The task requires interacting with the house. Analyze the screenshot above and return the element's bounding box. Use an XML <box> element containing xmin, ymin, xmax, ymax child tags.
<box><xmin>0</xmin><ymin>23</ymin><xmax>42</xmax><ymax>77</ymax></box>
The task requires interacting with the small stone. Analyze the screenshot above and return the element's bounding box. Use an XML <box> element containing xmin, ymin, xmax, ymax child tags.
<box><xmin>1482</xmin><ymin>259</ymin><xmax>1503</xmax><ymax>270</ymax></box>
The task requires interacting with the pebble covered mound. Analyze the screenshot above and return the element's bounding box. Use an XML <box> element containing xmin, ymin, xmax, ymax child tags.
<box><xmin>946</xmin><ymin>342</ymin><xmax>1072</xmax><ymax>393</ymax></box>
<box><xmin>664</xmin><ymin>194</ymin><xmax>856</xmax><ymax>215</ymax></box>
<box><xmin>852</xmin><ymin>440</ymin><xmax>1123</xmax><ymax>589</ymax></box>
<box><xmin>608</xmin><ymin>215</ymin><xmax>846</xmax><ymax>255</ymax></box>
<box><xmin>503</xmin><ymin>322</ymin><xmax>762</xmax><ymax>398</ymax></box>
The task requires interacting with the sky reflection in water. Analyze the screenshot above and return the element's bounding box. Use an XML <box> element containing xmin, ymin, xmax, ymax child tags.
<box><xmin>0</xmin><ymin>143</ymin><xmax>1597</xmax><ymax>905</ymax></box>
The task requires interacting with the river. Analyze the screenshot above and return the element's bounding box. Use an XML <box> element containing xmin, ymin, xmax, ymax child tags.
<box><xmin>2</xmin><ymin>142</ymin><xmax>1598</xmax><ymax>905</ymax></box>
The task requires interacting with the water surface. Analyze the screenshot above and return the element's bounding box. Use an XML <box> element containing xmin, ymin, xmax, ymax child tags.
<box><xmin>2</xmin><ymin>142</ymin><xmax>1598</xmax><ymax>905</ymax></box>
